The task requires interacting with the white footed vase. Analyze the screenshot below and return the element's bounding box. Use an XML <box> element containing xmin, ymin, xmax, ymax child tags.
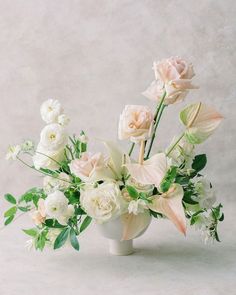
<box><xmin>97</xmin><ymin>212</ymin><xmax>152</xmax><ymax>256</ymax></box>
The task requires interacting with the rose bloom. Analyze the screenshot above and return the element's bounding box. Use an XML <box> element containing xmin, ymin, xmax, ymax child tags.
<box><xmin>80</xmin><ymin>182</ymin><xmax>127</xmax><ymax>223</ymax></box>
<box><xmin>69</xmin><ymin>152</ymin><xmax>106</xmax><ymax>182</ymax></box>
<box><xmin>118</xmin><ymin>105</ymin><xmax>154</xmax><ymax>143</ymax></box>
<box><xmin>40</xmin><ymin>99</ymin><xmax>63</xmax><ymax>124</ymax></box>
<box><xmin>143</xmin><ymin>57</ymin><xmax>197</xmax><ymax>105</ymax></box>
<box><xmin>31</xmin><ymin>199</ymin><xmax>46</xmax><ymax>226</ymax></box>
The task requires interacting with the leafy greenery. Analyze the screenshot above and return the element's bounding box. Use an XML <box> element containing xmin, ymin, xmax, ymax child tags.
<box><xmin>70</xmin><ymin>228</ymin><xmax>80</xmax><ymax>251</ymax></box>
<box><xmin>126</xmin><ymin>185</ymin><xmax>139</xmax><ymax>199</ymax></box>
<box><xmin>4</xmin><ymin>194</ymin><xmax>16</xmax><ymax>204</ymax></box>
<box><xmin>54</xmin><ymin>227</ymin><xmax>70</xmax><ymax>250</ymax></box>
<box><xmin>80</xmin><ymin>216</ymin><xmax>92</xmax><ymax>233</ymax></box>
<box><xmin>191</xmin><ymin>154</ymin><xmax>207</xmax><ymax>175</ymax></box>
<box><xmin>160</xmin><ymin>166</ymin><xmax>177</xmax><ymax>192</ymax></box>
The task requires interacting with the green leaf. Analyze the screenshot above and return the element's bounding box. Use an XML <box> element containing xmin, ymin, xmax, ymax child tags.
<box><xmin>80</xmin><ymin>216</ymin><xmax>92</xmax><ymax>233</ymax></box>
<box><xmin>192</xmin><ymin>154</ymin><xmax>207</xmax><ymax>173</ymax></box>
<box><xmin>219</xmin><ymin>213</ymin><xmax>224</xmax><ymax>221</ymax></box>
<box><xmin>70</xmin><ymin>228</ymin><xmax>80</xmax><ymax>251</ymax></box>
<box><xmin>35</xmin><ymin>231</ymin><xmax>47</xmax><ymax>251</ymax></box>
<box><xmin>53</xmin><ymin>228</ymin><xmax>70</xmax><ymax>249</ymax></box>
<box><xmin>4</xmin><ymin>194</ymin><xmax>16</xmax><ymax>204</ymax></box>
<box><xmin>44</xmin><ymin>219</ymin><xmax>66</xmax><ymax>228</ymax></box>
<box><xmin>23</xmin><ymin>228</ymin><xmax>38</xmax><ymax>237</ymax></box>
<box><xmin>126</xmin><ymin>185</ymin><xmax>139</xmax><ymax>199</ymax></box>
<box><xmin>160</xmin><ymin>166</ymin><xmax>177</xmax><ymax>192</ymax></box>
<box><xmin>18</xmin><ymin>206</ymin><xmax>30</xmax><ymax>212</ymax></box>
<box><xmin>183</xmin><ymin>191</ymin><xmax>198</xmax><ymax>205</ymax></box>
<box><xmin>4</xmin><ymin>215</ymin><xmax>14</xmax><ymax>225</ymax></box>
<box><xmin>4</xmin><ymin>206</ymin><xmax>17</xmax><ymax>217</ymax></box>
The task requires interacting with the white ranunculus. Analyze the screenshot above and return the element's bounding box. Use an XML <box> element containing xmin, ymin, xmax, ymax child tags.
<box><xmin>33</xmin><ymin>145</ymin><xmax>65</xmax><ymax>170</ymax></box>
<box><xmin>6</xmin><ymin>145</ymin><xmax>21</xmax><ymax>160</ymax></box>
<box><xmin>40</xmin><ymin>99</ymin><xmax>63</xmax><ymax>124</ymax></box>
<box><xmin>128</xmin><ymin>199</ymin><xmax>148</xmax><ymax>215</ymax></box>
<box><xmin>56</xmin><ymin>205</ymin><xmax>75</xmax><ymax>225</ymax></box>
<box><xmin>44</xmin><ymin>190</ymin><xmax>69</xmax><ymax>219</ymax></box>
<box><xmin>21</xmin><ymin>140</ymin><xmax>34</xmax><ymax>152</ymax></box>
<box><xmin>80</xmin><ymin>182</ymin><xmax>127</xmax><ymax>223</ymax></box>
<box><xmin>39</xmin><ymin>123</ymin><xmax>67</xmax><ymax>151</ymax></box>
<box><xmin>193</xmin><ymin>177</ymin><xmax>216</xmax><ymax>209</ymax></box>
<box><xmin>58</xmin><ymin>114</ymin><xmax>70</xmax><ymax>126</ymax></box>
<box><xmin>43</xmin><ymin>172</ymin><xmax>71</xmax><ymax>194</ymax></box>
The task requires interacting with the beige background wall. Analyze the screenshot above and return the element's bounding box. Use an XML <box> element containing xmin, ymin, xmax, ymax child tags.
<box><xmin>0</xmin><ymin>1</ymin><xmax>235</xmax><ymax>294</ymax></box>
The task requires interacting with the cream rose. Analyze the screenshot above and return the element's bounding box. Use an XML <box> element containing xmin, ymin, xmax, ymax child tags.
<box><xmin>80</xmin><ymin>182</ymin><xmax>127</xmax><ymax>223</ymax></box>
<box><xmin>118</xmin><ymin>105</ymin><xmax>154</xmax><ymax>143</ymax></box>
<box><xmin>69</xmin><ymin>152</ymin><xmax>107</xmax><ymax>182</ymax></box>
<box><xmin>39</xmin><ymin>123</ymin><xmax>67</xmax><ymax>151</ymax></box>
<box><xmin>143</xmin><ymin>57</ymin><xmax>197</xmax><ymax>105</ymax></box>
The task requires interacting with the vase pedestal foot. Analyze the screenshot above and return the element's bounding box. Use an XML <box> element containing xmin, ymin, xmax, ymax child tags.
<box><xmin>108</xmin><ymin>239</ymin><xmax>134</xmax><ymax>256</ymax></box>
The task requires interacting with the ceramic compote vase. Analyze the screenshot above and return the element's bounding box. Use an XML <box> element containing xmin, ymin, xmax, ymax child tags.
<box><xmin>97</xmin><ymin>211</ymin><xmax>152</xmax><ymax>255</ymax></box>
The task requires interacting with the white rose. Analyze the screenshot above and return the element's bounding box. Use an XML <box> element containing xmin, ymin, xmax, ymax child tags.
<box><xmin>80</xmin><ymin>182</ymin><xmax>127</xmax><ymax>223</ymax></box>
<box><xmin>128</xmin><ymin>199</ymin><xmax>148</xmax><ymax>215</ymax></box>
<box><xmin>118</xmin><ymin>105</ymin><xmax>154</xmax><ymax>143</ymax></box>
<box><xmin>39</xmin><ymin>123</ymin><xmax>67</xmax><ymax>151</ymax></box>
<box><xmin>58</xmin><ymin>114</ymin><xmax>70</xmax><ymax>126</ymax></box>
<box><xmin>33</xmin><ymin>145</ymin><xmax>65</xmax><ymax>170</ymax></box>
<box><xmin>40</xmin><ymin>99</ymin><xmax>63</xmax><ymax>124</ymax></box>
<box><xmin>43</xmin><ymin>172</ymin><xmax>71</xmax><ymax>194</ymax></box>
<box><xmin>44</xmin><ymin>190</ymin><xmax>69</xmax><ymax>218</ymax></box>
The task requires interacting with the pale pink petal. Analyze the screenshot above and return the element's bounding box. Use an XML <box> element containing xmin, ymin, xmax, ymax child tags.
<box><xmin>170</xmin><ymin>79</ymin><xmax>198</xmax><ymax>90</ymax></box>
<box><xmin>149</xmin><ymin>184</ymin><xmax>186</xmax><ymax>235</ymax></box>
<box><xmin>180</xmin><ymin>103</ymin><xmax>223</xmax><ymax>144</ymax></box>
<box><xmin>125</xmin><ymin>153</ymin><xmax>168</xmax><ymax>187</ymax></box>
<box><xmin>103</xmin><ymin>141</ymin><xmax>125</xmax><ymax>177</ymax></box>
<box><xmin>121</xmin><ymin>211</ymin><xmax>151</xmax><ymax>240</ymax></box>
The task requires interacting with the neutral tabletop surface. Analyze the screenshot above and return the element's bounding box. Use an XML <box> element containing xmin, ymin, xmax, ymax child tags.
<box><xmin>0</xmin><ymin>202</ymin><xmax>235</xmax><ymax>295</ymax></box>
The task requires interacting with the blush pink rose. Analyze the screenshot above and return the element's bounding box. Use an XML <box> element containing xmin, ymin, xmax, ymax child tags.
<box><xmin>31</xmin><ymin>198</ymin><xmax>46</xmax><ymax>226</ymax></box>
<box><xmin>69</xmin><ymin>152</ymin><xmax>106</xmax><ymax>182</ymax></box>
<box><xmin>118</xmin><ymin>105</ymin><xmax>154</xmax><ymax>143</ymax></box>
<box><xmin>143</xmin><ymin>57</ymin><xmax>198</xmax><ymax>105</ymax></box>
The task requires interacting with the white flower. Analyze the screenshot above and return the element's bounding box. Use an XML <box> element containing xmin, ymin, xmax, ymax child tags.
<box><xmin>80</xmin><ymin>182</ymin><xmax>127</xmax><ymax>223</ymax></box>
<box><xmin>47</xmin><ymin>228</ymin><xmax>62</xmax><ymax>245</ymax></box>
<box><xmin>44</xmin><ymin>191</ymin><xmax>74</xmax><ymax>225</ymax></box>
<box><xmin>33</xmin><ymin>145</ymin><xmax>65</xmax><ymax>170</ymax></box>
<box><xmin>128</xmin><ymin>199</ymin><xmax>148</xmax><ymax>215</ymax></box>
<box><xmin>39</xmin><ymin>123</ymin><xmax>67</xmax><ymax>151</ymax></box>
<box><xmin>21</xmin><ymin>140</ymin><xmax>34</xmax><ymax>152</ymax></box>
<box><xmin>43</xmin><ymin>173</ymin><xmax>71</xmax><ymax>194</ymax></box>
<box><xmin>6</xmin><ymin>145</ymin><xmax>21</xmax><ymax>160</ymax></box>
<box><xmin>25</xmin><ymin>239</ymin><xmax>34</xmax><ymax>251</ymax></box>
<box><xmin>126</xmin><ymin>178</ymin><xmax>154</xmax><ymax>195</ymax></box>
<box><xmin>40</xmin><ymin>99</ymin><xmax>63</xmax><ymax>124</ymax></box>
<box><xmin>58</xmin><ymin>114</ymin><xmax>70</xmax><ymax>126</ymax></box>
<box><xmin>193</xmin><ymin>177</ymin><xmax>216</xmax><ymax>209</ymax></box>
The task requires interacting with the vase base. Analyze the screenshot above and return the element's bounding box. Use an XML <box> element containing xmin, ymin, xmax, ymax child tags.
<box><xmin>108</xmin><ymin>239</ymin><xmax>134</xmax><ymax>256</ymax></box>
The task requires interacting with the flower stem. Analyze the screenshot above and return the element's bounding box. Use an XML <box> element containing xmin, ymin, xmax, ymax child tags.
<box><xmin>166</xmin><ymin>133</ymin><xmax>185</xmax><ymax>156</ymax></box>
<box><xmin>138</xmin><ymin>140</ymin><xmax>145</xmax><ymax>164</ymax></box>
<box><xmin>128</xmin><ymin>142</ymin><xmax>135</xmax><ymax>156</ymax></box>
<box><xmin>16</xmin><ymin>156</ymin><xmax>73</xmax><ymax>185</ymax></box>
<box><xmin>145</xmin><ymin>91</ymin><xmax>167</xmax><ymax>159</ymax></box>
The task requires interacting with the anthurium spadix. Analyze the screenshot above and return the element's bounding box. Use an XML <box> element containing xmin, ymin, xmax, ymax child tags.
<box><xmin>125</xmin><ymin>153</ymin><xmax>168</xmax><ymax>187</ymax></box>
<box><xmin>180</xmin><ymin>102</ymin><xmax>223</xmax><ymax>144</ymax></box>
<box><xmin>149</xmin><ymin>184</ymin><xmax>186</xmax><ymax>235</ymax></box>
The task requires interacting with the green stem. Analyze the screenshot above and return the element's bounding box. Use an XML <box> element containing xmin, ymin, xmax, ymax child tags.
<box><xmin>128</xmin><ymin>142</ymin><xmax>135</xmax><ymax>156</ymax></box>
<box><xmin>145</xmin><ymin>91</ymin><xmax>167</xmax><ymax>159</ymax></box>
<box><xmin>16</xmin><ymin>156</ymin><xmax>73</xmax><ymax>185</ymax></box>
<box><xmin>166</xmin><ymin>133</ymin><xmax>185</xmax><ymax>156</ymax></box>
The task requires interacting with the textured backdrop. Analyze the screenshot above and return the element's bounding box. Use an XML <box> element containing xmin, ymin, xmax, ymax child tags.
<box><xmin>0</xmin><ymin>1</ymin><xmax>235</xmax><ymax>294</ymax></box>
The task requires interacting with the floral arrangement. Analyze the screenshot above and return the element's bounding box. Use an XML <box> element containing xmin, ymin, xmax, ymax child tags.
<box><xmin>3</xmin><ymin>57</ymin><xmax>224</xmax><ymax>252</ymax></box>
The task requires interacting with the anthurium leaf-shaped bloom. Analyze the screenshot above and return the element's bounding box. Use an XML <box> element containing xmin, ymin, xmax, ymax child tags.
<box><xmin>180</xmin><ymin>102</ymin><xmax>223</xmax><ymax>144</ymax></box>
<box><xmin>149</xmin><ymin>184</ymin><xmax>186</xmax><ymax>235</ymax></box>
<box><xmin>121</xmin><ymin>210</ymin><xmax>151</xmax><ymax>240</ymax></box>
<box><xmin>124</xmin><ymin>153</ymin><xmax>168</xmax><ymax>187</ymax></box>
